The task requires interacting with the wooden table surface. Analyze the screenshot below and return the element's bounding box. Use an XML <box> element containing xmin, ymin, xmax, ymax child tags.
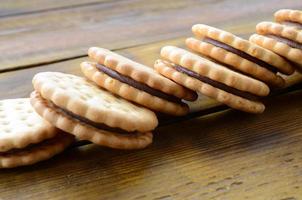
<box><xmin>1</xmin><ymin>1</ymin><xmax>302</xmax><ymax>199</ymax></box>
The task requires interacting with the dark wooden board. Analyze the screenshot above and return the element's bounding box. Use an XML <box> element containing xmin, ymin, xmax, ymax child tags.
<box><xmin>1</xmin><ymin>91</ymin><xmax>302</xmax><ymax>199</ymax></box>
<box><xmin>1</xmin><ymin>1</ymin><xmax>302</xmax><ymax>199</ymax></box>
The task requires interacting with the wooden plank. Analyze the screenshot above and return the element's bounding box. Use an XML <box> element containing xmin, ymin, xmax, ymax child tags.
<box><xmin>1</xmin><ymin>0</ymin><xmax>301</xmax><ymax>71</ymax></box>
<box><xmin>0</xmin><ymin>0</ymin><xmax>111</xmax><ymax>18</ymax></box>
<box><xmin>0</xmin><ymin>90</ymin><xmax>301</xmax><ymax>199</ymax></box>
<box><xmin>0</xmin><ymin>37</ymin><xmax>184</xmax><ymax>99</ymax></box>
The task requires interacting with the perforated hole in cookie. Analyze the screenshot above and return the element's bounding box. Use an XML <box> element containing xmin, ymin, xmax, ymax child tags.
<box><xmin>27</xmin><ymin>109</ymin><xmax>33</xmax><ymax>114</ymax></box>
<box><xmin>85</xmin><ymin>93</ymin><xmax>93</xmax><ymax>99</ymax></box>
<box><xmin>59</xmin><ymin>85</ymin><xmax>67</xmax><ymax>90</ymax></box>
<box><xmin>119</xmin><ymin>107</ymin><xmax>130</xmax><ymax>112</ymax></box>
<box><xmin>26</xmin><ymin>122</ymin><xmax>34</xmax><ymax>127</ymax></box>
<box><xmin>73</xmin><ymin>85</ymin><xmax>82</xmax><ymax>90</ymax></box>
<box><xmin>17</xmin><ymin>100</ymin><xmax>25</xmax><ymax>105</ymax></box>
<box><xmin>15</xmin><ymin>106</ymin><xmax>23</xmax><ymax>111</ymax></box>
<box><xmin>79</xmin><ymin>95</ymin><xmax>88</xmax><ymax>101</ymax></box>
<box><xmin>19</xmin><ymin>116</ymin><xmax>27</xmax><ymax>121</ymax></box>
<box><xmin>103</xmin><ymin>104</ymin><xmax>111</xmax><ymax>109</ymax></box>
<box><xmin>4</xmin><ymin>129</ymin><xmax>11</xmax><ymax>133</ymax></box>
<box><xmin>1</xmin><ymin>121</ymin><xmax>9</xmax><ymax>126</ymax></box>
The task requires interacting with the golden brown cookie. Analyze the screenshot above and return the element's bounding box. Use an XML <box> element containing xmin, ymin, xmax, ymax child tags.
<box><xmin>84</xmin><ymin>47</ymin><xmax>198</xmax><ymax>116</ymax></box>
<box><xmin>0</xmin><ymin>98</ymin><xmax>74</xmax><ymax>168</ymax></box>
<box><xmin>275</xmin><ymin>9</ymin><xmax>302</xmax><ymax>30</ymax></box>
<box><xmin>189</xmin><ymin>24</ymin><xmax>295</xmax><ymax>87</ymax></box>
<box><xmin>250</xmin><ymin>21</ymin><xmax>302</xmax><ymax>72</ymax></box>
<box><xmin>31</xmin><ymin>72</ymin><xmax>157</xmax><ymax>149</ymax></box>
<box><xmin>154</xmin><ymin>46</ymin><xmax>270</xmax><ymax>113</ymax></box>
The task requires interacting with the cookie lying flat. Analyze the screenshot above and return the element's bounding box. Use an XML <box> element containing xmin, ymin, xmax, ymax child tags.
<box><xmin>250</xmin><ymin>21</ymin><xmax>302</xmax><ymax>72</ymax></box>
<box><xmin>31</xmin><ymin>72</ymin><xmax>157</xmax><ymax>149</ymax></box>
<box><xmin>0</xmin><ymin>98</ymin><xmax>74</xmax><ymax>168</ymax></box>
<box><xmin>154</xmin><ymin>46</ymin><xmax>270</xmax><ymax>113</ymax></box>
<box><xmin>187</xmin><ymin>24</ymin><xmax>294</xmax><ymax>88</ymax></box>
<box><xmin>275</xmin><ymin>9</ymin><xmax>302</xmax><ymax>30</ymax></box>
<box><xmin>83</xmin><ymin>47</ymin><xmax>197</xmax><ymax>116</ymax></box>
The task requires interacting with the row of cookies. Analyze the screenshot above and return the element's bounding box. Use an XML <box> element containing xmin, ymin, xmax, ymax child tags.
<box><xmin>155</xmin><ymin>9</ymin><xmax>301</xmax><ymax>114</ymax></box>
<box><xmin>1</xmin><ymin>9</ymin><xmax>301</xmax><ymax>168</ymax></box>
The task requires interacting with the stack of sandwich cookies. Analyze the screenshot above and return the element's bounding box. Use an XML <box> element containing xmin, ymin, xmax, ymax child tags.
<box><xmin>82</xmin><ymin>47</ymin><xmax>197</xmax><ymax>116</ymax></box>
<box><xmin>0</xmin><ymin>98</ymin><xmax>74</xmax><ymax>168</ymax></box>
<box><xmin>154</xmin><ymin>46</ymin><xmax>270</xmax><ymax>113</ymax></box>
<box><xmin>187</xmin><ymin>24</ymin><xmax>294</xmax><ymax>88</ymax></box>
<box><xmin>250</xmin><ymin>9</ymin><xmax>302</xmax><ymax>72</ymax></box>
<box><xmin>30</xmin><ymin>72</ymin><xmax>157</xmax><ymax>149</ymax></box>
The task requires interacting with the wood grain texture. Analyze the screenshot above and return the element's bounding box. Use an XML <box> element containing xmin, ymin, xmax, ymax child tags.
<box><xmin>1</xmin><ymin>91</ymin><xmax>301</xmax><ymax>200</ymax></box>
<box><xmin>0</xmin><ymin>0</ymin><xmax>111</xmax><ymax>17</ymax></box>
<box><xmin>0</xmin><ymin>37</ymin><xmax>184</xmax><ymax>99</ymax></box>
<box><xmin>1</xmin><ymin>1</ymin><xmax>302</xmax><ymax>199</ymax></box>
<box><xmin>0</xmin><ymin>0</ymin><xmax>301</xmax><ymax>71</ymax></box>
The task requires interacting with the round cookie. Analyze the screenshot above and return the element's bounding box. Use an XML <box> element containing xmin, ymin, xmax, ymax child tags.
<box><xmin>0</xmin><ymin>98</ymin><xmax>74</xmax><ymax>168</ymax></box>
<box><xmin>83</xmin><ymin>47</ymin><xmax>198</xmax><ymax>116</ymax></box>
<box><xmin>189</xmin><ymin>24</ymin><xmax>294</xmax><ymax>88</ymax></box>
<box><xmin>275</xmin><ymin>9</ymin><xmax>302</xmax><ymax>30</ymax></box>
<box><xmin>154</xmin><ymin>46</ymin><xmax>270</xmax><ymax>114</ymax></box>
<box><xmin>250</xmin><ymin>21</ymin><xmax>302</xmax><ymax>71</ymax></box>
<box><xmin>31</xmin><ymin>72</ymin><xmax>157</xmax><ymax>149</ymax></box>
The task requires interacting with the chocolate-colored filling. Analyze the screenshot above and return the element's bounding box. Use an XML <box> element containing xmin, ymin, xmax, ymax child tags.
<box><xmin>173</xmin><ymin>64</ymin><xmax>259</xmax><ymax>101</ymax></box>
<box><xmin>96</xmin><ymin>64</ymin><xmax>182</xmax><ymax>104</ymax></box>
<box><xmin>203</xmin><ymin>37</ymin><xmax>278</xmax><ymax>73</ymax></box>
<box><xmin>51</xmin><ymin>102</ymin><xmax>135</xmax><ymax>135</ymax></box>
<box><xmin>0</xmin><ymin>136</ymin><xmax>58</xmax><ymax>156</ymax></box>
<box><xmin>281</xmin><ymin>21</ymin><xmax>302</xmax><ymax>30</ymax></box>
<box><xmin>266</xmin><ymin>34</ymin><xmax>302</xmax><ymax>50</ymax></box>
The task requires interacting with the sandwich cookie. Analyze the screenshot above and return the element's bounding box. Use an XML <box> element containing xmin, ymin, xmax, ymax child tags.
<box><xmin>250</xmin><ymin>20</ymin><xmax>302</xmax><ymax>72</ymax></box>
<box><xmin>154</xmin><ymin>46</ymin><xmax>270</xmax><ymax>113</ymax></box>
<box><xmin>275</xmin><ymin>9</ymin><xmax>302</xmax><ymax>30</ymax></box>
<box><xmin>187</xmin><ymin>24</ymin><xmax>294</xmax><ymax>88</ymax></box>
<box><xmin>30</xmin><ymin>72</ymin><xmax>157</xmax><ymax>149</ymax></box>
<box><xmin>82</xmin><ymin>47</ymin><xmax>197</xmax><ymax>116</ymax></box>
<box><xmin>0</xmin><ymin>98</ymin><xmax>74</xmax><ymax>168</ymax></box>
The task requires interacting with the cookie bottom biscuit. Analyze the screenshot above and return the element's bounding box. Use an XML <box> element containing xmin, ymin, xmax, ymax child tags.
<box><xmin>30</xmin><ymin>91</ymin><xmax>153</xmax><ymax>150</ymax></box>
<box><xmin>0</xmin><ymin>133</ymin><xmax>74</xmax><ymax>168</ymax></box>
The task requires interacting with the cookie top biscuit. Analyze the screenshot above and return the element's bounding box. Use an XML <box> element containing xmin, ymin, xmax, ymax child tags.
<box><xmin>88</xmin><ymin>47</ymin><xmax>197</xmax><ymax>101</ymax></box>
<box><xmin>256</xmin><ymin>22</ymin><xmax>302</xmax><ymax>45</ymax></box>
<box><xmin>192</xmin><ymin>24</ymin><xmax>294</xmax><ymax>75</ymax></box>
<box><xmin>0</xmin><ymin>98</ymin><xmax>59</xmax><ymax>152</ymax></box>
<box><xmin>186</xmin><ymin>37</ymin><xmax>285</xmax><ymax>87</ymax></box>
<box><xmin>275</xmin><ymin>9</ymin><xmax>302</xmax><ymax>29</ymax></box>
<box><xmin>256</xmin><ymin>22</ymin><xmax>302</xmax><ymax>46</ymax></box>
<box><xmin>32</xmin><ymin>72</ymin><xmax>158</xmax><ymax>132</ymax></box>
<box><xmin>160</xmin><ymin>46</ymin><xmax>270</xmax><ymax>97</ymax></box>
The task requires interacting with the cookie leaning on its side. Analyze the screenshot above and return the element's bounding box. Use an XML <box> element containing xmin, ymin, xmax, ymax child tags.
<box><xmin>186</xmin><ymin>24</ymin><xmax>294</xmax><ymax>88</ymax></box>
<box><xmin>30</xmin><ymin>72</ymin><xmax>157</xmax><ymax>150</ymax></box>
<box><xmin>250</xmin><ymin>9</ymin><xmax>302</xmax><ymax>72</ymax></box>
<box><xmin>81</xmin><ymin>47</ymin><xmax>197</xmax><ymax>116</ymax></box>
<box><xmin>275</xmin><ymin>9</ymin><xmax>302</xmax><ymax>30</ymax></box>
<box><xmin>154</xmin><ymin>46</ymin><xmax>270</xmax><ymax>114</ymax></box>
<box><xmin>0</xmin><ymin>98</ymin><xmax>74</xmax><ymax>168</ymax></box>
